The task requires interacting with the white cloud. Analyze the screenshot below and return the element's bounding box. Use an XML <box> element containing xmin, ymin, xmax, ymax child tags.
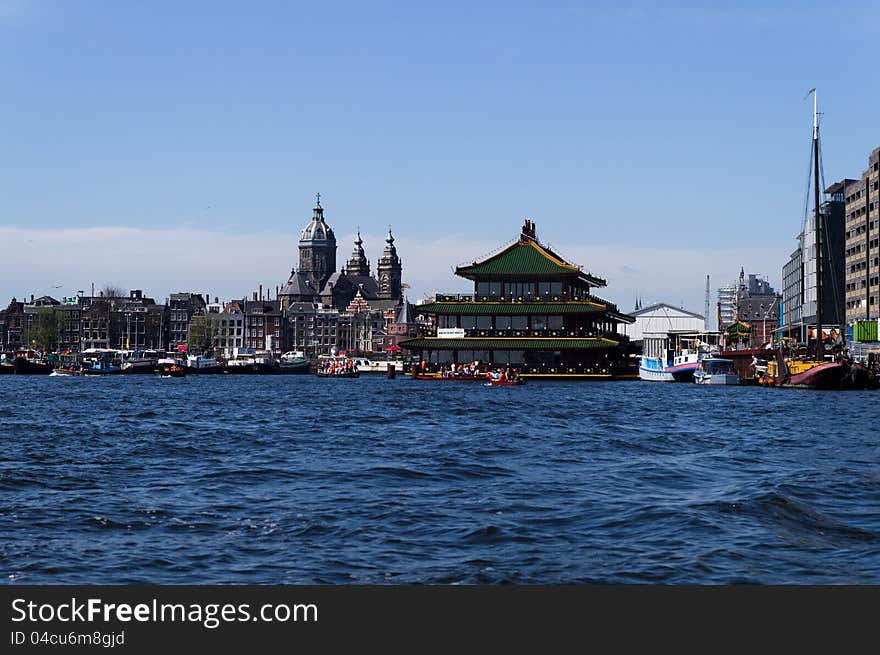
<box><xmin>0</xmin><ymin>225</ymin><xmax>785</xmax><ymax>317</ymax></box>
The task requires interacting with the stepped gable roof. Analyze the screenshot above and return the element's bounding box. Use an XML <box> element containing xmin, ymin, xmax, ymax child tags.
<box><xmin>399</xmin><ymin>337</ymin><xmax>619</xmax><ymax>350</ymax></box>
<box><xmin>455</xmin><ymin>221</ymin><xmax>606</xmax><ymax>287</ymax></box>
<box><xmin>365</xmin><ymin>298</ymin><xmax>400</xmax><ymax>312</ymax></box>
<box><xmin>280</xmin><ymin>271</ymin><xmax>317</xmax><ymax>297</ymax></box>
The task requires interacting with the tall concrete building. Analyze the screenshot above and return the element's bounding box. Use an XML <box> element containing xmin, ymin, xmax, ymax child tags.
<box><xmin>780</xmin><ymin>179</ymin><xmax>850</xmax><ymax>340</ymax></box>
<box><xmin>716</xmin><ymin>284</ymin><xmax>736</xmax><ymax>329</ymax></box>
<box><xmin>844</xmin><ymin>146</ymin><xmax>880</xmax><ymax>323</ymax></box>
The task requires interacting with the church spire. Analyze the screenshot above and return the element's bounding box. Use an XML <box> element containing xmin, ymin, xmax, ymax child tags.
<box><xmin>345</xmin><ymin>227</ymin><xmax>370</xmax><ymax>277</ymax></box>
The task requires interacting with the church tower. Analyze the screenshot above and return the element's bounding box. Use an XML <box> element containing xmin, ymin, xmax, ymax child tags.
<box><xmin>298</xmin><ymin>194</ymin><xmax>337</xmax><ymax>292</ymax></box>
<box><xmin>376</xmin><ymin>227</ymin><xmax>402</xmax><ymax>300</ymax></box>
<box><xmin>344</xmin><ymin>229</ymin><xmax>371</xmax><ymax>277</ymax></box>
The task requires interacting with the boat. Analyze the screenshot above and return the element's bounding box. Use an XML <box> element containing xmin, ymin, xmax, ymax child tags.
<box><xmin>185</xmin><ymin>355</ymin><xmax>224</xmax><ymax>374</ymax></box>
<box><xmin>224</xmin><ymin>348</ymin><xmax>257</xmax><ymax>374</ymax></box>
<box><xmin>315</xmin><ymin>355</ymin><xmax>360</xmax><ymax>378</ymax></box>
<box><xmin>49</xmin><ymin>366</ymin><xmax>81</xmax><ymax>377</ymax></box>
<box><xmin>13</xmin><ymin>352</ymin><xmax>53</xmax><ymax>375</ymax></box>
<box><xmin>349</xmin><ymin>357</ymin><xmax>408</xmax><ymax>374</ymax></box>
<box><xmin>277</xmin><ymin>352</ymin><xmax>310</xmax><ymax>374</ymax></box>
<box><xmin>252</xmin><ymin>351</ymin><xmax>278</xmax><ymax>374</ymax></box>
<box><xmin>158</xmin><ymin>362</ymin><xmax>186</xmax><ymax>378</ymax></box>
<box><xmin>694</xmin><ymin>358</ymin><xmax>740</xmax><ymax>385</ymax></box>
<box><xmin>411</xmin><ymin>371</ymin><xmax>488</xmax><ymax>381</ymax></box>
<box><xmin>82</xmin><ymin>358</ymin><xmax>122</xmax><ymax>375</ymax></box>
<box><xmin>486</xmin><ymin>378</ymin><xmax>526</xmax><ymax>386</ymax></box>
<box><xmin>120</xmin><ymin>349</ymin><xmax>161</xmax><ymax>374</ymax></box>
<box><xmin>638</xmin><ymin>333</ymin><xmax>719</xmax><ymax>382</ymax></box>
<box><xmin>760</xmin><ymin>90</ymin><xmax>878</xmax><ymax>391</ymax></box>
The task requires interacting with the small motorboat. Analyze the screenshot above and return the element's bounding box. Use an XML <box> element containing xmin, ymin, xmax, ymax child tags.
<box><xmin>82</xmin><ymin>359</ymin><xmax>122</xmax><ymax>375</ymax></box>
<box><xmin>316</xmin><ymin>369</ymin><xmax>360</xmax><ymax>378</ymax></box>
<box><xmin>486</xmin><ymin>378</ymin><xmax>526</xmax><ymax>386</ymax></box>
<box><xmin>694</xmin><ymin>358</ymin><xmax>740</xmax><ymax>385</ymax></box>
<box><xmin>49</xmin><ymin>366</ymin><xmax>81</xmax><ymax>377</ymax></box>
<box><xmin>158</xmin><ymin>363</ymin><xmax>186</xmax><ymax>378</ymax></box>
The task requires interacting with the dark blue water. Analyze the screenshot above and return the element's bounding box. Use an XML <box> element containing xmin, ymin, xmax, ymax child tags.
<box><xmin>1</xmin><ymin>376</ymin><xmax>879</xmax><ymax>584</ymax></box>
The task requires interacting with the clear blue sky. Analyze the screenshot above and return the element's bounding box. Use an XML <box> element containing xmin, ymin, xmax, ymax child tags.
<box><xmin>2</xmin><ymin>0</ymin><xmax>878</xmax><ymax>315</ymax></box>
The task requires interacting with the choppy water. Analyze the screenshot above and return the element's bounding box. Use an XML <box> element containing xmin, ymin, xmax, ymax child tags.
<box><xmin>1</xmin><ymin>375</ymin><xmax>879</xmax><ymax>584</ymax></box>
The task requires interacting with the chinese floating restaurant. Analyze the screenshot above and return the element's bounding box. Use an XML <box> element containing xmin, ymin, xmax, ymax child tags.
<box><xmin>400</xmin><ymin>220</ymin><xmax>635</xmax><ymax>379</ymax></box>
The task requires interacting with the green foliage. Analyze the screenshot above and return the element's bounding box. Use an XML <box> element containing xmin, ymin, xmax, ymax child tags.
<box><xmin>30</xmin><ymin>307</ymin><xmax>63</xmax><ymax>352</ymax></box>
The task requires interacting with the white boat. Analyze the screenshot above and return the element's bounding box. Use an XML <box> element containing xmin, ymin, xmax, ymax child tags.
<box><xmin>693</xmin><ymin>358</ymin><xmax>740</xmax><ymax>385</ymax></box>
<box><xmin>186</xmin><ymin>355</ymin><xmax>224</xmax><ymax>374</ymax></box>
<box><xmin>348</xmin><ymin>357</ymin><xmax>407</xmax><ymax>374</ymax></box>
<box><xmin>638</xmin><ymin>331</ymin><xmax>720</xmax><ymax>382</ymax></box>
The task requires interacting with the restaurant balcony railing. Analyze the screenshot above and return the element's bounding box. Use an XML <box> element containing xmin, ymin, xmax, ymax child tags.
<box><xmin>413</xmin><ymin>361</ymin><xmax>624</xmax><ymax>376</ymax></box>
<box><xmin>417</xmin><ymin>327</ymin><xmax>623</xmax><ymax>341</ymax></box>
<box><xmin>432</xmin><ymin>293</ymin><xmax>617</xmax><ymax>307</ymax></box>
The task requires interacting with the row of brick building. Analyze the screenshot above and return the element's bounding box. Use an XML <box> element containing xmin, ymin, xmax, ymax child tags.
<box><xmin>0</xmin><ymin>198</ymin><xmax>424</xmax><ymax>356</ymax></box>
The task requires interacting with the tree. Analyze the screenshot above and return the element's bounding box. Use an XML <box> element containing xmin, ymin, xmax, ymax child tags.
<box><xmin>187</xmin><ymin>313</ymin><xmax>219</xmax><ymax>354</ymax></box>
<box><xmin>30</xmin><ymin>307</ymin><xmax>63</xmax><ymax>353</ymax></box>
<box><xmin>101</xmin><ymin>284</ymin><xmax>126</xmax><ymax>299</ymax></box>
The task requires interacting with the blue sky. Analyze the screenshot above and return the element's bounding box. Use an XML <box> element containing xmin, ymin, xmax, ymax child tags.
<box><xmin>2</xmin><ymin>0</ymin><xmax>878</xmax><ymax>317</ymax></box>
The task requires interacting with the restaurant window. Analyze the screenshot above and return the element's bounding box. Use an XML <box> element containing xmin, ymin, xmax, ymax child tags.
<box><xmin>509</xmin><ymin>350</ymin><xmax>524</xmax><ymax>364</ymax></box>
<box><xmin>538</xmin><ymin>282</ymin><xmax>551</xmax><ymax>296</ymax></box>
<box><xmin>550</xmin><ymin>282</ymin><xmax>562</xmax><ymax>295</ymax></box>
<box><xmin>488</xmin><ymin>281</ymin><xmax>501</xmax><ymax>297</ymax></box>
<box><xmin>476</xmin><ymin>281</ymin><xmax>490</xmax><ymax>296</ymax></box>
<box><xmin>437</xmin><ymin>351</ymin><xmax>453</xmax><ymax>364</ymax></box>
<box><xmin>494</xmin><ymin>350</ymin><xmax>510</xmax><ymax>364</ymax></box>
<box><xmin>460</xmin><ymin>315</ymin><xmax>476</xmax><ymax>329</ymax></box>
<box><xmin>548</xmin><ymin>315</ymin><xmax>563</xmax><ymax>329</ymax></box>
<box><xmin>496</xmin><ymin>316</ymin><xmax>512</xmax><ymax>330</ymax></box>
<box><xmin>476</xmin><ymin>315</ymin><xmax>491</xmax><ymax>329</ymax></box>
<box><xmin>511</xmin><ymin>315</ymin><xmax>527</xmax><ymax>330</ymax></box>
<box><xmin>532</xmin><ymin>315</ymin><xmax>547</xmax><ymax>330</ymax></box>
<box><xmin>472</xmin><ymin>351</ymin><xmax>489</xmax><ymax>363</ymax></box>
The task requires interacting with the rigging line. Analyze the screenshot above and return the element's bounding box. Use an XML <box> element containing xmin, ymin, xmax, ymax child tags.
<box><xmin>802</xmin><ymin>131</ymin><xmax>814</xmax><ymax>229</ymax></box>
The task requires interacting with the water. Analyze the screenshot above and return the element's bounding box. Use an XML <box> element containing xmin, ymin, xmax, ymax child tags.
<box><xmin>1</xmin><ymin>376</ymin><xmax>879</xmax><ymax>584</ymax></box>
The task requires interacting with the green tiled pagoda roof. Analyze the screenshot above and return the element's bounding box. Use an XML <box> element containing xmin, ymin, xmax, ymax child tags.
<box><xmin>416</xmin><ymin>301</ymin><xmax>605</xmax><ymax>315</ymax></box>
<box><xmin>455</xmin><ymin>238</ymin><xmax>606</xmax><ymax>286</ymax></box>
<box><xmin>399</xmin><ymin>337</ymin><xmax>620</xmax><ymax>350</ymax></box>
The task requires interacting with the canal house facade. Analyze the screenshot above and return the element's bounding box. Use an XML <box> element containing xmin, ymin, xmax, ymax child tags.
<box><xmin>400</xmin><ymin>220</ymin><xmax>635</xmax><ymax>378</ymax></box>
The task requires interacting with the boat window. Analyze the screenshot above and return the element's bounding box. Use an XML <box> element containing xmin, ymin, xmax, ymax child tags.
<box><xmin>511</xmin><ymin>315</ymin><xmax>528</xmax><ymax>330</ymax></box>
<box><xmin>476</xmin><ymin>315</ymin><xmax>491</xmax><ymax>329</ymax></box>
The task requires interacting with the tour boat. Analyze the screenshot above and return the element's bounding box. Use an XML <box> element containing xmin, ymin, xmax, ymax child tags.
<box><xmin>185</xmin><ymin>355</ymin><xmax>224</xmax><ymax>374</ymax></box>
<box><xmin>82</xmin><ymin>359</ymin><xmax>122</xmax><ymax>375</ymax></box>
<box><xmin>693</xmin><ymin>358</ymin><xmax>740</xmax><ymax>385</ymax></box>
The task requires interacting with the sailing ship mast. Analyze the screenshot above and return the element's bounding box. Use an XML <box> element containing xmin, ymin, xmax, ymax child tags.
<box><xmin>810</xmin><ymin>88</ymin><xmax>823</xmax><ymax>362</ymax></box>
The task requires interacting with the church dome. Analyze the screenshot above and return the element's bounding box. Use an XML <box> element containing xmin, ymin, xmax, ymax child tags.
<box><xmin>300</xmin><ymin>195</ymin><xmax>336</xmax><ymax>243</ymax></box>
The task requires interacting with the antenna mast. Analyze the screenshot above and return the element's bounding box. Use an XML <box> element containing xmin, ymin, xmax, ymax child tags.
<box><xmin>704</xmin><ymin>274</ymin><xmax>710</xmax><ymax>330</ymax></box>
<box><xmin>811</xmin><ymin>88</ymin><xmax>823</xmax><ymax>361</ymax></box>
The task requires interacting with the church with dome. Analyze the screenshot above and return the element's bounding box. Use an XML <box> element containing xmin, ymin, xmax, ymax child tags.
<box><xmin>278</xmin><ymin>196</ymin><xmax>417</xmax><ymax>355</ymax></box>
